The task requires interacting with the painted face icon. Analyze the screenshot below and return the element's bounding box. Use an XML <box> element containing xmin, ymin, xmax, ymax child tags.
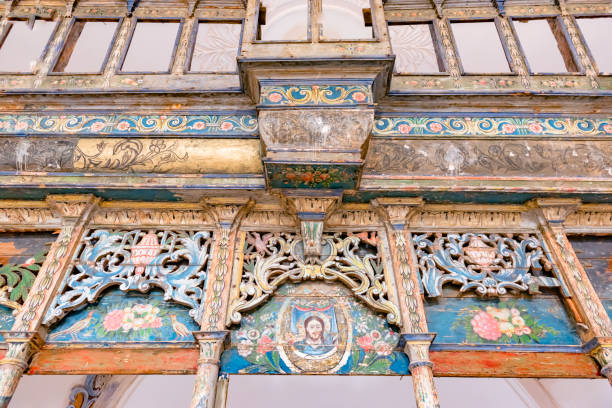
<box><xmin>305</xmin><ymin>317</ymin><xmax>324</xmax><ymax>342</ymax></box>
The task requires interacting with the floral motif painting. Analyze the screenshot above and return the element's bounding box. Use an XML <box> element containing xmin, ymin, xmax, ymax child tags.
<box><xmin>47</xmin><ymin>288</ymin><xmax>199</xmax><ymax>343</ymax></box>
<box><xmin>266</xmin><ymin>163</ymin><xmax>359</xmax><ymax>189</ymax></box>
<box><xmin>425</xmin><ymin>297</ymin><xmax>581</xmax><ymax>347</ymax></box>
<box><xmin>220</xmin><ymin>282</ymin><xmax>409</xmax><ymax>375</ymax></box>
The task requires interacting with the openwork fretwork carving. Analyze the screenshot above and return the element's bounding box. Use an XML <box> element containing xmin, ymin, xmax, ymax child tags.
<box><xmin>413</xmin><ymin>233</ymin><xmax>567</xmax><ymax>297</ymax></box>
<box><xmin>44</xmin><ymin>229</ymin><xmax>213</xmax><ymax>325</ymax></box>
<box><xmin>228</xmin><ymin>231</ymin><xmax>400</xmax><ymax>326</ymax></box>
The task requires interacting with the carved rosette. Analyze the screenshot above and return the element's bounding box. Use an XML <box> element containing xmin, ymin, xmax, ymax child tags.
<box><xmin>228</xmin><ymin>231</ymin><xmax>401</xmax><ymax>327</ymax></box>
<box><xmin>413</xmin><ymin>232</ymin><xmax>567</xmax><ymax>297</ymax></box>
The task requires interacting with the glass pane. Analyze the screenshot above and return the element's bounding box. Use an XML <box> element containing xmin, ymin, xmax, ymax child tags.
<box><xmin>121</xmin><ymin>22</ymin><xmax>180</xmax><ymax>72</ymax></box>
<box><xmin>190</xmin><ymin>23</ymin><xmax>241</xmax><ymax>72</ymax></box>
<box><xmin>513</xmin><ymin>19</ymin><xmax>570</xmax><ymax>73</ymax></box>
<box><xmin>451</xmin><ymin>21</ymin><xmax>511</xmax><ymax>73</ymax></box>
<box><xmin>321</xmin><ymin>0</ymin><xmax>372</xmax><ymax>40</ymax></box>
<box><xmin>56</xmin><ymin>21</ymin><xmax>118</xmax><ymax>73</ymax></box>
<box><xmin>0</xmin><ymin>20</ymin><xmax>56</xmax><ymax>72</ymax></box>
<box><xmin>577</xmin><ymin>17</ymin><xmax>612</xmax><ymax>74</ymax></box>
<box><xmin>389</xmin><ymin>24</ymin><xmax>441</xmax><ymax>73</ymax></box>
<box><xmin>259</xmin><ymin>0</ymin><xmax>308</xmax><ymax>41</ymax></box>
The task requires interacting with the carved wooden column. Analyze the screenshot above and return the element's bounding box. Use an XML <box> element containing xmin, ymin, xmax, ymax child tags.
<box><xmin>530</xmin><ymin>198</ymin><xmax>612</xmax><ymax>385</ymax></box>
<box><xmin>190</xmin><ymin>331</ymin><xmax>229</xmax><ymax>408</ymax></box>
<box><xmin>192</xmin><ymin>199</ymin><xmax>253</xmax><ymax>407</ymax></box>
<box><xmin>373</xmin><ymin>198</ymin><xmax>440</xmax><ymax>408</ymax></box>
<box><xmin>0</xmin><ymin>195</ymin><xmax>99</xmax><ymax>407</ymax></box>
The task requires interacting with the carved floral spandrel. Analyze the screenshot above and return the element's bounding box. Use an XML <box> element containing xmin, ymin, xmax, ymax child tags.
<box><xmin>413</xmin><ymin>232</ymin><xmax>567</xmax><ymax>297</ymax></box>
<box><xmin>228</xmin><ymin>231</ymin><xmax>400</xmax><ymax>327</ymax></box>
<box><xmin>44</xmin><ymin>229</ymin><xmax>213</xmax><ymax>325</ymax></box>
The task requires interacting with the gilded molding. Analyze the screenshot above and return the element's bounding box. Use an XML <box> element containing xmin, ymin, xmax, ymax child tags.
<box><xmin>407</xmin><ymin>206</ymin><xmax>527</xmax><ymax>230</ymax></box>
<box><xmin>91</xmin><ymin>207</ymin><xmax>216</xmax><ymax>228</ymax></box>
<box><xmin>0</xmin><ymin>202</ymin><xmax>60</xmax><ymax>227</ymax></box>
<box><xmin>0</xmin><ymin>114</ymin><xmax>258</xmax><ymax>136</ymax></box>
<box><xmin>564</xmin><ymin>205</ymin><xmax>612</xmax><ymax>231</ymax></box>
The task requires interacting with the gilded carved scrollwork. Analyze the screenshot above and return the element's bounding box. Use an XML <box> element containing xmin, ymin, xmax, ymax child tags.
<box><xmin>413</xmin><ymin>232</ymin><xmax>567</xmax><ymax>297</ymax></box>
<box><xmin>228</xmin><ymin>231</ymin><xmax>401</xmax><ymax>327</ymax></box>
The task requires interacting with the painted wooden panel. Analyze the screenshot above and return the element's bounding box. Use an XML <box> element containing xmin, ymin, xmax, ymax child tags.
<box><xmin>47</xmin><ymin>289</ymin><xmax>199</xmax><ymax>343</ymax></box>
<box><xmin>221</xmin><ymin>282</ymin><xmax>409</xmax><ymax>375</ymax></box>
<box><xmin>425</xmin><ymin>297</ymin><xmax>581</xmax><ymax>347</ymax></box>
<box><xmin>0</xmin><ymin>232</ymin><xmax>56</xmax><ymax>341</ymax></box>
<box><xmin>570</xmin><ymin>235</ymin><xmax>612</xmax><ymax>320</ymax></box>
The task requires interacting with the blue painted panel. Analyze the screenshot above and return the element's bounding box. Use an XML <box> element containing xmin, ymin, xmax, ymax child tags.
<box><xmin>47</xmin><ymin>288</ymin><xmax>198</xmax><ymax>343</ymax></box>
<box><xmin>0</xmin><ymin>306</ymin><xmax>15</xmax><ymax>342</ymax></box>
<box><xmin>221</xmin><ymin>282</ymin><xmax>409</xmax><ymax>375</ymax></box>
<box><xmin>425</xmin><ymin>297</ymin><xmax>581</xmax><ymax>346</ymax></box>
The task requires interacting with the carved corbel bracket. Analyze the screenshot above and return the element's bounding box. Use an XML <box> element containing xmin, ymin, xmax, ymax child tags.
<box><xmin>284</xmin><ymin>192</ymin><xmax>340</xmax><ymax>256</ymax></box>
<box><xmin>528</xmin><ymin>198</ymin><xmax>581</xmax><ymax>228</ymax></box>
<box><xmin>371</xmin><ymin>197</ymin><xmax>423</xmax><ymax>231</ymax></box>
<box><xmin>584</xmin><ymin>336</ymin><xmax>612</xmax><ymax>384</ymax></box>
<box><xmin>46</xmin><ymin>194</ymin><xmax>101</xmax><ymax>224</ymax></box>
<box><xmin>201</xmin><ymin>197</ymin><xmax>255</xmax><ymax>231</ymax></box>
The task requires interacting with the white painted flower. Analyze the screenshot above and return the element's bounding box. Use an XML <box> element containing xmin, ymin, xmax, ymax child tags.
<box><xmin>237</xmin><ymin>339</ymin><xmax>254</xmax><ymax>357</ymax></box>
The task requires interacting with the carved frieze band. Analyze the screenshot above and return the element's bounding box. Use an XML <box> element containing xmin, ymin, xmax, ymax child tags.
<box><xmin>0</xmin><ymin>114</ymin><xmax>258</xmax><ymax>136</ymax></box>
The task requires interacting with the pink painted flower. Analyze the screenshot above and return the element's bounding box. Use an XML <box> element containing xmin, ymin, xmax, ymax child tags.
<box><xmin>470</xmin><ymin>310</ymin><xmax>502</xmax><ymax>341</ymax></box>
<box><xmin>148</xmin><ymin>317</ymin><xmax>162</xmax><ymax>329</ymax></box>
<box><xmin>370</xmin><ymin>330</ymin><xmax>381</xmax><ymax>340</ymax></box>
<box><xmin>268</xmin><ymin>92</ymin><xmax>283</xmax><ymax>103</ymax></box>
<box><xmin>356</xmin><ymin>335</ymin><xmax>374</xmax><ymax>352</ymax></box>
<box><xmin>14</xmin><ymin>121</ymin><xmax>28</xmax><ymax>130</ymax></box>
<box><xmin>603</xmin><ymin>124</ymin><xmax>612</xmax><ymax>134</ymax></box>
<box><xmin>501</xmin><ymin>124</ymin><xmax>516</xmax><ymax>133</ymax></box>
<box><xmin>352</xmin><ymin>91</ymin><xmax>367</xmax><ymax>102</ymax></box>
<box><xmin>528</xmin><ymin>123</ymin><xmax>544</xmax><ymax>134</ymax></box>
<box><xmin>256</xmin><ymin>335</ymin><xmax>275</xmax><ymax>354</ymax></box>
<box><xmin>116</xmin><ymin>121</ymin><xmax>130</xmax><ymax>131</ymax></box>
<box><xmin>21</xmin><ymin>257</ymin><xmax>36</xmax><ymax>267</ymax></box>
<box><xmin>220</xmin><ymin>121</ymin><xmax>234</xmax><ymax>131</ymax></box>
<box><xmin>374</xmin><ymin>342</ymin><xmax>394</xmax><ymax>356</ymax></box>
<box><xmin>90</xmin><ymin>122</ymin><xmax>105</xmax><ymax>132</ymax></box>
<box><xmin>397</xmin><ymin>123</ymin><xmax>412</xmax><ymax>134</ymax></box>
<box><xmin>103</xmin><ymin>309</ymin><xmax>124</xmax><ymax>331</ymax></box>
<box><xmin>192</xmin><ymin>121</ymin><xmax>206</xmax><ymax>130</ymax></box>
<box><xmin>429</xmin><ymin>122</ymin><xmax>443</xmax><ymax>133</ymax></box>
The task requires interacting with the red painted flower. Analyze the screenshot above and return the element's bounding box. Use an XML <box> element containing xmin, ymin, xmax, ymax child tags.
<box><xmin>301</xmin><ymin>172</ymin><xmax>314</xmax><ymax>183</ymax></box>
<box><xmin>90</xmin><ymin>122</ymin><xmax>105</xmax><ymax>132</ymax></box>
<box><xmin>603</xmin><ymin>124</ymin><xmax>612</xmax><ymax>134</ymax></box>
<box><xmin>375</xmin><ymin>342</ymin><xmax>394</xmax><ymax>356</ymax></box>
<box><xmin>470</xmin><ymin>311</ymin><xmax>502</xmax><ymax>341</ymax></box>
<box><xmin>501</xmin><ymin>124</ymin><xmax>516</xmax><ymax>133</ymax></box>
<box><xmin>429</xmin><ymin>123</ymin><xmax>443</xmax><ymax>133</ymax></box>
<box><xmin>352</xmin><ymin>91</ymin><xmax>367</xmax><ymax>102</ymax></box>
<box><xmin>528</xmin><ymin>123</ymin><xmax>544</xmax><ymax>134</ymax></box>
<box><xmin>103</xmin><ymin>309</ymin><xmax>124</xmax><ymax>331</ymax></box>
<box><xmin>268</xmin><ymin>92</ymin><xmax>283</xmax><ymax>103</ymax></box>
<box><xmin>116</xmin><ymin>121</ymin><xmax>130</xmax><ymax>131</ymax></box>
<box><xmin>397</xmin><ymin>123</ymin><xmax>412</xmax><ymax>134</ymax></box>
<box><xmin>14</xmin><ymin>121</ymin><xmax>28</xmax><ymax>131</ymax></box>
<box><xmin>193</xmin><ymin>121</ymin><xmax>206</xmax><ymax>130</ymax></box>
<box><xmin>220</xmin><ymin>121</ymin><xmax>234</xmax><ymax>131</ymax></box>
<box><xmin>257</xmin><ymin>335</ymin><xmax>275</xmax><ymax>354</ymax></box>
<box><xmin>356</xmin><ymin>335</ymin><xmax>374</xmax><ymax>352</ymax></box>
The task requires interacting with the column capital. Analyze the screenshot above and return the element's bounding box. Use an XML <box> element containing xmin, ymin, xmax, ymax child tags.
<box><xmin>401</xmin><ymin>333</ymin><xmax>436</xmax><ymax>370</ymax></box>
<box><xmin>193</xmin><ymin>331</ymin><xmax>230</xmax><ymax>365</ymax></box>
<box><xmin>584</xmin><ymin>336</ymin><xmax>612</xmax><ymax>383</ymax></box>
<box><xmin>46</xmin><ymin>194</ymin><xmax>101</xmax><ymax>223</ymax></box>
<box><xmin>528</xmin><ymin>198</ymin><xmax>581</xmax><ymax>226</ymax></box>
<box><xmin>371</xmin><ymin>197</ymin><xmax>423</xmax><ymax>230</ymax></box>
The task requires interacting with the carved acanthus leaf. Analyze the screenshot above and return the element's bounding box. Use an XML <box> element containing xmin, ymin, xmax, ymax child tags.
<box><xmin>0</xmin><ymin>206</ymin><xmax>60</xmax><ymax>226</ymax></box>
<box><xmin>408</xmin><ymin>209</ymin><xmax>524</xmax><ymax>229</ymax></box>
<box><xmin>46</xmin><ymin>194</ymin><xmax>100</xmax><ymax>221</ymax></box>
<box><xmin>92</xmin><ymin>208</ymin><xmax>215</xmax><ymax>227</ymax></box>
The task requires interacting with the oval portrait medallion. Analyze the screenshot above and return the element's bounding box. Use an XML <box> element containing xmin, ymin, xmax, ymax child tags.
<box><xmin>277</xmin><ymin>294</ymin><xmax>352</xmax><ymax>373</ymax></box>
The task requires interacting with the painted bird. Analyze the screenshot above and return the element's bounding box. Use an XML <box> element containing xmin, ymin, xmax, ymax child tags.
<box><xmin>48</xmin><ymin>311</ymin><xmax>95</xmax><ymax>341</ymax></box>
<box><xmin>170</xmin><ymin>314</ymin><xmax>191</xmax><ymax>339</ymax></box>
